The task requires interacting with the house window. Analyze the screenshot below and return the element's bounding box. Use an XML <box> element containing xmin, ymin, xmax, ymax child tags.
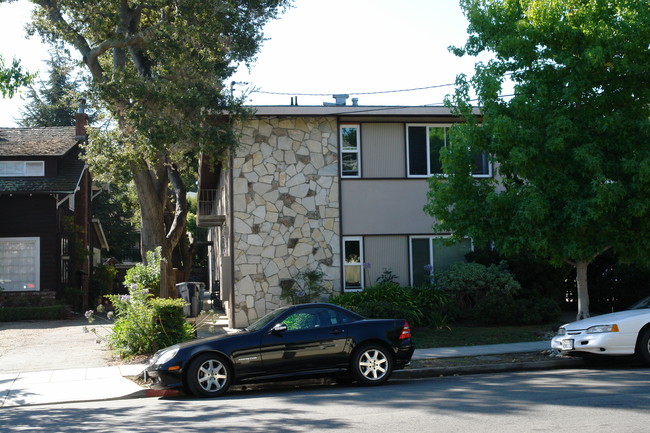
<box><xmin>343</xmin><ymin>237</ymin><xmax>364</xmax><ymax>291</ymax></box>
<box><xmin>407</xmin><ymin>125</ymin><xmax>491</xmax><ymax>178</ymax></box>
<box><xmin>409</xmin><ymin>236</ymin><xmax>472</xmax><ymax>287</ymax></box>
<box><xmin>60</xmin><ymin>237</ymin><xmax>70</xmax><ymax>284</ymax></box>
<box><xmin>0</xmin><ymin>161</ymin><xmax>45</xmax><ymax>177</ymax></box>
<box><xmin>340</xmin><ymin>125</ymin><xmax>360</xmax><ymax>178</ymax></box>
<box><xmin>0</xmin><ymin>237</ymin><xmax>40</xmax><ymax>291</ymax></box>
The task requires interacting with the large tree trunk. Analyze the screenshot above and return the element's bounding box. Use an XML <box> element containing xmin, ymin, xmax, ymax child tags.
<box><xmin>575</xmin><ymin>260</ymin><xmax>591</xmax><ymax>320</ymax></box>
<box><xmin>130</xmin><ymin>157</ymin><xmax>188</xmax><ymax>298</ymax></box>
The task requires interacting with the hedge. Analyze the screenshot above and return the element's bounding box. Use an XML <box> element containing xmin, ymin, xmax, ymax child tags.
<box><xmin>0</xmin><ymin>305</ymin><xmax>67</xmax><ymax>321</ymax></box>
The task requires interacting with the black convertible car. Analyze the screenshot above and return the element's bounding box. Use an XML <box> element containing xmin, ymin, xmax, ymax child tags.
<box><xmin>146</xmin><ymin>303</ymin><xmax>415</xmax><ymax>397</ymax></box>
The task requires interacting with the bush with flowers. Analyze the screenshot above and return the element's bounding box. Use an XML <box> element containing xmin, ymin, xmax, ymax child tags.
<box><xmin>86</xmin><ymin>247</ymin><xmax>194</xmax><ymax>359</ymax></box>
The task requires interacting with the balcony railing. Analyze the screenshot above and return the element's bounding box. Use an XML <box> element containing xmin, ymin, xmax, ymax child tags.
<box><xmin>197</xmin><ymin>189</ymin><xmax>225</xmax><ymax>227</ymax></box>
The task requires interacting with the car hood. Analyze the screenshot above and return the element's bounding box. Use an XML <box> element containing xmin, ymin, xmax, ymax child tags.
<box><xmin>562</xmin><ymin>309</ymin><xmax>650</xmax><ymax>330</ymax></box>
<box><xmin>174</xmin><ymin>329</ymin><xmax>250</xmax><ymax>350</ymax></box>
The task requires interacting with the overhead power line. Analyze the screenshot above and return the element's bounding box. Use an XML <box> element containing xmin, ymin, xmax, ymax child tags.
<box><xmin>252</xmin><ymin>82</ymin><xmax>457</xmax><ymax>97</ymax></box>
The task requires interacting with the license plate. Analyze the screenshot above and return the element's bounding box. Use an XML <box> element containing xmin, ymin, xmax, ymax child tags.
<box><xmin>562</xmin><ymin>339</ymin><xmax>574</xmax><ymax>350</ymax></box>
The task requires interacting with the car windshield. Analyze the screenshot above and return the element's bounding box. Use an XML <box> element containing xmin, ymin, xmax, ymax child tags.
<box><xmin>629</xmin><ymin>296</ymin><xmax>650</xmax><ymax>310</ymax></box>
<box><xmin>246</xmin><ymin>307</ymin><xmax>289</xmax><ymax>331</ymax></box>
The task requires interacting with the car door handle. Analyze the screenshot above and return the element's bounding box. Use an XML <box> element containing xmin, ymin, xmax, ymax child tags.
<box><xmin>331</xmin><ymin>328</ymin><xmax>345</xmax><ymax>335</ymax></box>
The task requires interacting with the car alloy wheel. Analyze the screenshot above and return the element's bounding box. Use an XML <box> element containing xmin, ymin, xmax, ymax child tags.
<box><xmin>352</xmin><ymin>344</ymin><xmax>393</xmax><ymax>385</ymax></box>
<box><xmin>186</xmin><ymin>353</ymin><xmax>233</xmax><ymax>397</ymax></box>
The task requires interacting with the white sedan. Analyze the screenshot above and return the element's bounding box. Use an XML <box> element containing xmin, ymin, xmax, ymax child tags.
<box><xmin>551</xmin><ymin>297</ymin><xmax>650</xmax><ymax>363</ymax></box>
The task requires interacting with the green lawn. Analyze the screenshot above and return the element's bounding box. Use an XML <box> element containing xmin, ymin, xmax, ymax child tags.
<box><xmin>412</xmin><ymin>322</ymin><xmax>561</xmax><ymax>349</ymax></box>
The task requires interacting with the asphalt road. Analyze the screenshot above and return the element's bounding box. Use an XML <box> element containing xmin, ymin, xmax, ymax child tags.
<box><xmin>2</xmin><ymin>367</ymin><xmax>649</xmax><ymax>432</ymax></box>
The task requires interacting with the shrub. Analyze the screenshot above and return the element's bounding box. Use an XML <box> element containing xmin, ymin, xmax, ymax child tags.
<box><xmin>89</xmin><ymin>264</ymin><xmax>117</xmax><ymax>306</ymax></box>
<box><xmin>102</xmin><ymin>286</ymin><xmax>193</xmax><ymax>358</ymax></box>
<box><xmin>436</xmin><ymin>261</ymin><xmax>521</xmax><ymax>320</ymax></box>
<box><xmin>330</xmin><ymin>283</ymin><xmax>449</xmax><ymax>328</ymax></box>
<box><xmin>63</xmin><ymin>286</ymin><xmax>83</xmax><ymax>313</ymax></box>
<box><xmin>123</xmin><ymin>247</ymin><xmax>162</xmax><ymax>297</ymax></box>
<box><xmin>474</xmin><ymin>296</ymin><xmax>561</xmax><ymax>325</ymax></box>
<box><xmin>281</xmin><ymin>268</ymin><xmax>331</xmax><ymax>304</ymax></box>
<box><xmin>0</xmin><ymin>305</ymin><xmax>66</xmax><ymax>321</ymax></box>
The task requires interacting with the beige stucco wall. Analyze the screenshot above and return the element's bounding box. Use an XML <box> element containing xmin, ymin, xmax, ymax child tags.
<box><xmin>230</xmin><ymin>117</ymin><xmax>341</xmax><ymax>327</ymax></box>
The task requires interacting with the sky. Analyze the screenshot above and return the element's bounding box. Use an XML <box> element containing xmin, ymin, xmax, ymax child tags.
<box><xmin>0</xmin><ymin>0</ymin><xmax>486</xmax><ymax>127</ymax></box>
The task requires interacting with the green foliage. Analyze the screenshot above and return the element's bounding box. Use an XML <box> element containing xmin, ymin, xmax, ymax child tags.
<box><xmin>282</xmin><ymin>312</ymin><xmax>315</xmax><ymax>331</ymax></box>
<box><xmin>474</xmin><ymin>296</ymin><xmax>561</xmax><ymax>326</ymax></box>
<box><xmin>434</xmin><ymin>261</ymin><xmax>560</xmax><ymax>325</ymax></box>
<box><xmin>426</xmin><ymin>0</ymin><xmax>650</xmax><ymax>318</ymax></box>
<box><xmin>124</xmin><ymin>248</ymin><xmax>163</xmax><ymax>297</ymax></box>
<box><xmin>89</xmin><ymin>264</ymin><xmax>117</xmax><ymax>307</ymax></box>
<box><xmin>0</xmin><ymin>305</ymin><xmax>66</xmax><ymax>321</ymax></box>
<box><xmin>103</xmin><ymin>286</ymin><xmax>193</xmax><ymax>358</ymax></box>
<box><xmin>0</xmin><ymin>55</ymin><xmax>33</xmax><ymax>98</ymax></box>
<box><xmin>24</xmin><ymin>0</ymin><xmax>290</xmax><ymax>291</ymax></box>
<box><xmin>467</xmin><ymin>249</ymin><xmax>569</xmax><ymax>307</ymax></box>
<box><xmin>330</xmin><ymin>284</ymin><xmax>449</xmax><ymax>328</ymax></box>
<box><xmin>281</xmin><ymin>268</ymin><xmax>330</xmax><ymax>304</ymax></box>
<box><xmin>436</xmin><ymin>262</ymin><xmax>520</xmax><ymax>318</ymax></box>
<box><xmin>375</xmin><ymin>268</ymin><xmax>400</xmax><ymax>286</ymax></box>
<box><xmin>18</xmin><ymin>49</ymin><xmax>90</xmax><ymax>127</ymax></box>
<box><xmin>63</xmin><ymin>286</ymin><xmax>83</xmax><ymax>313</ymax></box>
<box><xmin>92</xmin><ymin>187</ymin><xmax>141</xmax><ymax>262</ymax></box>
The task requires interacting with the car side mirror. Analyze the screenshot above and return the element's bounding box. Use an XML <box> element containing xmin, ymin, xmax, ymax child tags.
<box><xmin>270</xmin><ymin>323</ymin><xmax>288</xmax><ymax>334</ymax></box>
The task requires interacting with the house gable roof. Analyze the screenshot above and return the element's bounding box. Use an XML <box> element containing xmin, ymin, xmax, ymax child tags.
<box><xmin>0</xmin><ymin>127</ymin><xmax>86</xmax><ymax>194</ymax></box>
<box><xmin>0</xmin><ymin>127</ymin><xmax>79</xmax><ymax>156</ymax></box>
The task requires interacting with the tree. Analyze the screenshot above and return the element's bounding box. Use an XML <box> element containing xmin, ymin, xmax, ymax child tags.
<box><xmin>92</xmin><ymin>186</ymin><xmax>141</xmax><ymax>263</ymax></box>
<box><xmin>16</xmin><ymin>0</ymin><xmax>290</xmax><ymax>296</ymax></box>
<box><xmin>18</xmin><ymin>49</ymin><xmax>85</xmax><ymax>127</ymax></box>
<box><xmin>425</xmin><ymin>0</ymin><xmax>650</xmax><ymax>319</ymax></box>
<box><xmin>0</xmin><ymin>54</ymin><xmax>33</xmax><ymax>98</ymax></box>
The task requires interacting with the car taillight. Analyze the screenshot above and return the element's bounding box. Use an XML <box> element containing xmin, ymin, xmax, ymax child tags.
<box><xmin>400</xmin><ymin>321</ymin><xmax>412</xmax><ymax>339</ymax></box>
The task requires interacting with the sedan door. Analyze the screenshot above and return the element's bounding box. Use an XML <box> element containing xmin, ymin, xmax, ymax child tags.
<box><xmin>259</xmin><ymin>306</ymin><xmax>350</xmax><ymax>375</ymax></box>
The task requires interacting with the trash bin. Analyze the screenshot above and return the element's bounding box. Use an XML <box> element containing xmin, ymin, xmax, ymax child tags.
<box><xmin>176</xmin><ymin>283</ymin><xmax>191</xmax><ymax>317</ymax></box>
<box><xmin>187</xmin><ymin>283</ymin><xmax>200</xmax><ymax>317</ymax></box>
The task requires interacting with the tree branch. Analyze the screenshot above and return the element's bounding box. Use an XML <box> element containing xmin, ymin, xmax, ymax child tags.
<box><xmin>166</xmin><ymin>163</ymin><xmax>188</xmax><ymax>247</ymax></box>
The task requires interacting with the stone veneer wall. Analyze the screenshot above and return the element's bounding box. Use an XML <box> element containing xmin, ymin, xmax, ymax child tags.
<box><xmin>231</xmin><ymin>116</ymin><xmax>341</xmax><ymax>327</ymax></box>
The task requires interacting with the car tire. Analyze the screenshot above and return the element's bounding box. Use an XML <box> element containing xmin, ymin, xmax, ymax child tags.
<box><xmin>351</xmin><ymin>344</ymin><xmax>393</xmax><ymax>386</ymax></box>
<box><xmin>637</xmin><ymin>328</ymin><xmax>650</xmax><ymax>365</ymax></box>
<box><xmin>185</xmin><ymin>353</ymin><xmax>233</xmax><ymax>398</ymax></box>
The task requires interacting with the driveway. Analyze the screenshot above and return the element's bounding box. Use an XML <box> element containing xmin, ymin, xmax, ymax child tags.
<box><xmin>0</xmin><ymin>318</ymin><xmax>114</xmax><ymax>374</ymax></box>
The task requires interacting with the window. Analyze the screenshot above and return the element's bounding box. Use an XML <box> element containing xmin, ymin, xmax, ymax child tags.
<box><xmin>340</xmin><ymin>125</ymin><xmax>360</xmax><ymax>178</ymax></box>
<box><xmin>407</xmin><ymin>125</ymin><xmax>491</xmax><ymax>178</ymax></box>
<box><xmin>60</xmin><ymin>237</ymin><xmax>70</xmax><ymax>284</ymax></box>
<box><xmin>0</xmin><ymin>237</ymin><xmax>40</xmax><ymax>291</ymax></box>
<box><xmin>281</xmin><ymin>307</ymin><xmax>355</xmax><ymax>330</ymax></box>
<box><xmin>409</xmin><ymin>236</ymin><xmax>472</xmax><ymax>287</ymax></box>
<box><xmin>0</xmin><ymin>161</ymin><xmax>45</xmax><ymax>177</ymax></box>
<box><xmin>343</xmin><ymin>237</ymin><xmax>364</xmax><ymax>291</ymax></box>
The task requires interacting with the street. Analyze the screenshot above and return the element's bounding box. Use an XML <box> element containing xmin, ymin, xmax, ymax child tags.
<box><xmin>1</xmin><ymin>367</ymin><xmax>649</xmax><ymax>432</ymax></box>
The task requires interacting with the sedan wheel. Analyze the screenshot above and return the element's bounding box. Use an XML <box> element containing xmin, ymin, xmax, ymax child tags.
<box><xmin>186</xmin><ymin>353</ymin><xmax>233</xmax><ymax>398</ymax></box>
<box><xmin>637</xmin><ymin>328</ymin><xmax>650</xmax><ymax>365</ymax></box>
<box><xmin>352</xmin><ymin>344</ymin><xmax>393</xmax><ymax>385</ymax></box>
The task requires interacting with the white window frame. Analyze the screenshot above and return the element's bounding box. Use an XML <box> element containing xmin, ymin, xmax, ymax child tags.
<box><xmin>340</xmin><ymin>124</ymin><xmax>361</xmax><ymax>178</ymax></box>
<box><xmin>406</xmin><ymin>124</ymin><xmax>492</xmax><ymax>178</ymax></box>
<box><xmin>0</xmin><ymin>161</ymin><xmax>45</xmax><ymax>177</ymax></box>
<box><xmin>0</xmin><ymin>237</ymin><xmax>40</xmax><ymax>291</ymax></box>
<box><xmin>343</xmin><ymin>237</ymin><xmax>364</xmax><ymax>291</ymax></box>
<box><xmin>408</xmin><ymin>235</ymin><xmax>473</xmax><ymax>287</ymax></box>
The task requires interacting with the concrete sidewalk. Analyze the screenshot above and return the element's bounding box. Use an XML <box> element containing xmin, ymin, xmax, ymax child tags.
<box><xmin>0</xmin><ymin>363</ymin><xmax>147</xmax><ymax>408</ymax></box>
<box><xmin>0</xmin><ymin>340</ymin><xmax>557</xmax><ymax>408</ymax></box>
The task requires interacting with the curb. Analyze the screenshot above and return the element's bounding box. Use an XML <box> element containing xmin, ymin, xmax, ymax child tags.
<box><xmin>394</xmin><ymin>358</ymin><xmax>585</xmax><ymax>379</ymax></box>
<box><xmin>128</xmin><ymin>358</ymin><xmax>586</xmax><ymax>400</ymax></box>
